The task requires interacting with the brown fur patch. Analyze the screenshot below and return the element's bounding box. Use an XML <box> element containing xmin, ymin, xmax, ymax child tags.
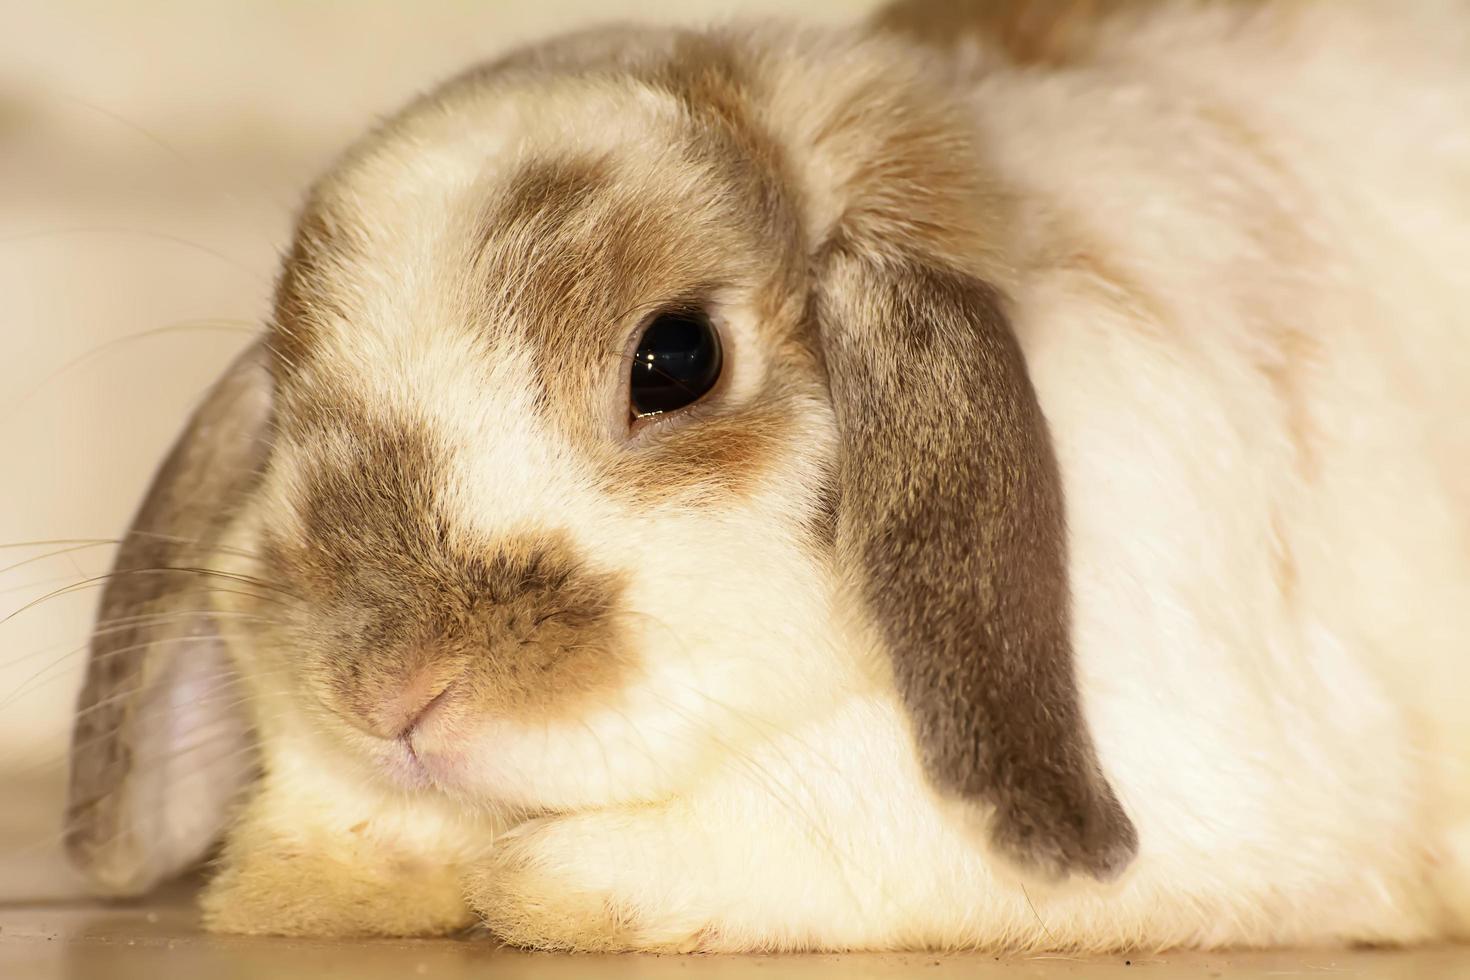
<box><xmin>269</xmin><ymin>194</ymin><xmax>362</xmax><ymax>373</ymax></box>
<box><xmin>265</xmin><ymin>409</ymin><xmax>634</xmax><ymax>731</ymax></box>
<box><xmin>873</xmin><ymin>0</ymin><xmax>1132</xmax><ymax>66</ymax></box>
<box><xmin>815</xmin><ymin>236</ymin><xmax>1137</xmax><ymax>881</ymax></box>
<box><xmin>613</xmin><ymin>395</ymin><xmax>799</xmax><ymax>501</ymax></box>
<box><xmin>872</xmin><ymin>0</ymin><xmax>1258</xmax><ymax>67</ymax></box>
<box><xmin>473</xmin><ymin>154</ymin><xmax>728</xmax><ymax>450</ymax></box>
<box><xmin>475</xmin><ymin>155</ymin><xmax>611</xmax><ymax>261</ymax></box>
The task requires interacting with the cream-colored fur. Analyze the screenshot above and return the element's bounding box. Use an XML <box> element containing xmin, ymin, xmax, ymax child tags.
<box><xmin>199</xmin><ymin>1</ymin><xmax>1470</xmax><ymax>950</ymax></box>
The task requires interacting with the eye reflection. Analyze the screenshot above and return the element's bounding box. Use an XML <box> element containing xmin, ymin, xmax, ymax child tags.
<box><xmin>629</xmin><ymin>308</ymin><xmax>723</xmax><ymax>417</ymax></box>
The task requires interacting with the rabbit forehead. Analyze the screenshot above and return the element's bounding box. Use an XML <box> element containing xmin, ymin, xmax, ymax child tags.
<box><xmin>276</xmin><ymin>36</ymin><xmax>805</xmax><ymax>364</ymax></box>
<box><xmin>270</xmin><ymin>58</ymin><xmax>815</xmax><ymax>515</ymax></box>
<box><xmin>278</xmin><ymin>75</ymin><xmax>692</xmax><ymax>358</ymax></box>
<box><xmin>323</xmin><ymin>72</ymin><xmax>683</xmax><ymax>237</ymax></box>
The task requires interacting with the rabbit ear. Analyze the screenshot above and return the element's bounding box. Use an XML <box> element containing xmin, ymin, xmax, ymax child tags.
<box><xmin>65</xmin><ymin>340</ymin><xmax>274</xmax><ymax>895</ymax></box>
<box><xmin>814</xmin><ymin>236</ymin><xmax>1138</xmax><ymax>882</ymax></box>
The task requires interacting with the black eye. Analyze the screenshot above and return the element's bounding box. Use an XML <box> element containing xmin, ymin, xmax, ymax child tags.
<box><xmin>629</xmin><ymin>308</ymin><xmax>723</xmax><ymax>417</ymax></box>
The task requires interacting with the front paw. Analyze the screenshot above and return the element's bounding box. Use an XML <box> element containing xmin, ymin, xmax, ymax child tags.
<box><xmin>467</xmin><ymin>814</ymin><xmax>716</xmax><ymax>952</ymax></box>
<box><xmin>202</xmin><ymin>840</ymin><xmax>474</xmax><ymax>937</ymax></box>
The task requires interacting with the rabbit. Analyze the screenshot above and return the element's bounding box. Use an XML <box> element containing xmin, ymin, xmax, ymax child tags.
<box><xmin>62</xmin><ymin>0</ymin><xmax>1470</xmax><ymax>952</ymax></box>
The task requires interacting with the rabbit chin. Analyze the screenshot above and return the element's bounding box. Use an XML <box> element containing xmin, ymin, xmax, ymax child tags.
<box><xmin>345</xmin><ymin>598</ymin><xmax>865</xmax><ymax>813</ymax></box>
<box><xmin>379</xmin><ymin>705</ymin><xmax>718</xmax><ymax>812</ymax></box>
<box><xmin>356</xmin><ymin>648</ymin><xmax>844</xmax><ymax>813</ymax></box>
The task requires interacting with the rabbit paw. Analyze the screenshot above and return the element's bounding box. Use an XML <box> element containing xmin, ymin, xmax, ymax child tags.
<box><xmin>467</xmin><ymin>812</ymin><xmax>721</xmax><ymax>953</ymax></box>
<box><xmin>202</xmin><ymin>835</ymin><xmax>473</xmax><ymax>937</ymax></box>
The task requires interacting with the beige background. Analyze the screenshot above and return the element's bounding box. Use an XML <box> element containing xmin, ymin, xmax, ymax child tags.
<box><xmin>0</xmin><ymin>0</ymin><xmax>871</xmax><ymax>881</ymax></box>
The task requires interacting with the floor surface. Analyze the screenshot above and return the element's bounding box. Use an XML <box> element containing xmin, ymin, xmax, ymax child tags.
<box><xmin>2</xmin><ymin>840</ymin><xmax>1470</xmax><ymax>980</ymax></box>
<box><xmin>3</xmin><ymin>884</ymin><xmax>1469</xmax><ymax>980</ymax></box>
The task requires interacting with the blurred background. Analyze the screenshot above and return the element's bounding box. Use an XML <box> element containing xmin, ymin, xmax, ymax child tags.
<box><xmin>0</xmin><ymin>0</ymin><xmax>872</xmax><ymax>897</ymax></box>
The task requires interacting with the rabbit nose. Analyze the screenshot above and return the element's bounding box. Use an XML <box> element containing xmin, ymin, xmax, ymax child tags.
<box><xmin>359</xmin><ymin>668</ymin><xmax>454</xmax><ymax>740</ymax></box>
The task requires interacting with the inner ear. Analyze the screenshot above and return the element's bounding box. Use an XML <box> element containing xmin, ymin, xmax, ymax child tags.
<box><xmin>814</xmin><ymin>239</ymin><xmax>1137</xmax><ymax>882</ymax></box>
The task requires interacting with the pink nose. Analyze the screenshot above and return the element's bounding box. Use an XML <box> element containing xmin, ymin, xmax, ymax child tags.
<box><xmin>359</xmin><ymin>668</ymin><xmax>453</xmax><ymax>740</ymax></box>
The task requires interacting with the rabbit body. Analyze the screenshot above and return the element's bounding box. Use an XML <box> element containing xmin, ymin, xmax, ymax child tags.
<box><xmin>68</xmin><ymin>0</ymin><xmax>1470</xmax><ymax>951</ymax></box>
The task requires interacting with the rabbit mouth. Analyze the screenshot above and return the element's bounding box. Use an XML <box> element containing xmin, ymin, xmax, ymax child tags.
<box><xmin>368</xmin><ymin>683</ymin><xmax>479</xmax><ymax>792</ymax></box>
<box><xmin>378</xmin><ymin>736</ymin><xmax>439</xmax><ymax>790</ymax></box>
<box><xmin>373</xmin><ymin>726</ymin><xmax>467</xmax><ymax>793</ymax></box>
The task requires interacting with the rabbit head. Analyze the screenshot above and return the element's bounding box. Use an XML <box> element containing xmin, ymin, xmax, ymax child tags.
<box><xmin>66</xmin><ymin>23</ymin><xmax>1135</xmax><ymax>896</ymax></box>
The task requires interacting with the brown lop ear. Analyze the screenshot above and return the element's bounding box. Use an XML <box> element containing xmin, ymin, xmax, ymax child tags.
<box><xmin>65</xmin><ymin>340</ymin><xmax>273</xmax><ymax>895</ymax></box>
<box><xmin>814</xmin><ymin>238</ymin><xmax>1137</xmax><ymax>882</ymax></box>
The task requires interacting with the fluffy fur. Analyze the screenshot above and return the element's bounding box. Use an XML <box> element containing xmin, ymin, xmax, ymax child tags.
<box><xmin>68</xmin><ymin>0</ymin><xmax>1470</xmax><ymax>952</ymax></box>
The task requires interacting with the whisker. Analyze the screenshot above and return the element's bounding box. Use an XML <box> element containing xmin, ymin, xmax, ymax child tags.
<box><xmin>0</xmin><ymin>613</ymin><xmax>276</xmax><ymax>676</ymax></box>
<box><xmin>61</xmin><ymin>723</ymin><xmax>258</xmax><ymax>788</ymax></box>
<box><xmin>0</xmin><ymin>537</ymin><xmax>119</xmax><ymax>553</ymax></box>
<box><xmin>41</xmin><ymin>88</ymin><xmax>294</xmax><ymax>217</ymax></box>
<box><xmin>56</xmin><ymin>681</ymin><xmax>289</xmax><ymax>754</ymax></box>
<box><xmin>0</xmin><ymin>634</ymin><xmax>267</xmax><ymax>715</ymax></box>
<box><xmin>0</xmin><ymin>533</ymin><xmax>270</xmax><ymax>565</ymax></box>
<box><xmin>0</xmin><ymin>568</ymin><xmax>297</xmax><ymax>630</ymax></box>
<box><xmin>0</xmin><ymin>227</ymin><xmax>265</xmax><ymax>284</ymax></box>
<box><xmin>3</xmin><ymin>672</ymin><xmax>297</xmax><ymax>777</ymax></box>
<box><xmin>0</xmin><ymin>570</ymin><xmax>103</xmax><ymax>597</ymax></box>
<box><xmin>111</xmin><ymin>530</ymin><xmax>270</xmax><ymax>564</ymax></box>
<box><xmin>12</xmin><ymin>746</ymin><xmax>271</xmax><ymax>864</ymax></box>
<box><xmin>0</xmin><ymin>583</ymin><xmax>287</xmax><ymax>649</ymax></box>
<box><xmin>4</xmin><ymin>320</ymin><xmax>259</xmax><ymax>419</ymax></box>
<box><xmin>85</xmin><ymin>607</ymin><xmax>281</xmax><ymax>638</ymax></box>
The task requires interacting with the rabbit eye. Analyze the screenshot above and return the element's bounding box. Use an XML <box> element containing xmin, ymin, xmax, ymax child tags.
<box><xmin>629</xmin><ymin>308</ymin><xmax>723</xmax><ymax>417</ymax></box>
